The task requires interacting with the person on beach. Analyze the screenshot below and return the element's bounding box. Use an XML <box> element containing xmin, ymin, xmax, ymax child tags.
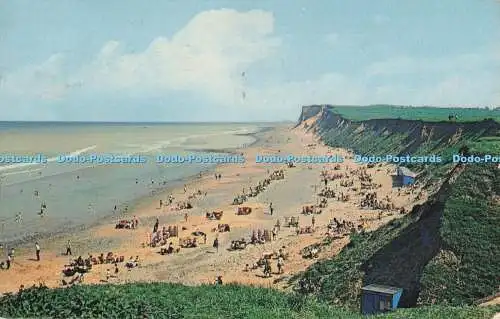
<box><xmin>66</xmin><ymin>240</ymin><xmax>72</xmax><ymax>256</ymax></box>
<box><xmin>6</xmin><ymin>254</ymin><xmax>11</xmax><ymax>269</ymax></box>
<box><xmin>184</xmin><ymin>213</ymin><xmax>188</xmax><ymax>223</ymax></box>
<box><xmin>153</xmin><ymin>218</ymin><xmax>159</xmax><ymax>233</ymax></box>
<box><xmin>218</xmin><ymin>174</ymin><xmax>221</xmax><ymax>180</ymax></box>
<box><xmin>203</xmin><ymin>234</ymin><xmax>207</xmax><ymax>244</ymax></box>
<box><xmin>106</xmin><ymin>269</ymin><xmax>111</xmax><ymax>282</ymax></box>
<box><xmin>159</xmin><ymin>200</ymin><xmax>163</xmax><ymax>208</ymax></box>
<box><xmin>15</xmin><ymin>212</ymin><xmax>22</xmax><ymax>224</ymax></box>
<box><xmin>134</xmin><ymin>216</ymin><xmax>139</xmax><ymax>228</ymax></box>
<box><xmin>215</xmin><ymin>276</ymin><xmax>223</xmax><ymax>285</ymax></box>
<box><xmin>269</xmin><ymin>203</ymin><xmax>274</xmax><ymax>216</ymax></box>
<box><xmin>277</xmin><ymin>256</ymin><xmax>284</xmax><ymax>274</ymax></box>
<box><xmin>35</xmin><ymin>242</ymin><xmax>40</xmax><ymax>261</ymax></box>
<box><xmin>213</xmin><ymin>237</ymin><xmax>219</xmax><ymax>252</ymax></box>
<box><xmin>312</xmin><ymin>215</ymin><xmax>316</xmax><ymax>228</ymax></box>
<box><xmin>272</xmin><ymin>227</ymin><xmax>277</xmax><ymax>241</ymax></box>
<box><xmin>215</xmin><ymin>173</ymin><xmax>218</xmax><ymax>180</ymax></box>
<box><xmin>184</xmin><ymin>185</ymin><xmax>187</xmax><ymax>193</ymax></box>
<box><xmin>263</xmin><ymin>258</ymin><xmax>272</xmax><ymax>277</ymax></box>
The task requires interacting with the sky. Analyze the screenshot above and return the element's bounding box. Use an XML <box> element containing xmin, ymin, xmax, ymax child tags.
<box><xmin>0</xmin><ymin>0</ymin><xmax>499</xmax><ymax>122</ymax></box>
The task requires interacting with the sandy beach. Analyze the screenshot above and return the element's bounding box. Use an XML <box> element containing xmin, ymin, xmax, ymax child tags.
<box><xmin>0</xmin><ymin>123</ymin><xmax>428</xmax><ymax>294</ymax></box>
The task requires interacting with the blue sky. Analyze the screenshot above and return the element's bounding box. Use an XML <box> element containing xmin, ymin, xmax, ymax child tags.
<box><xmin>0</xmin><ymin>0</ymin><xmax>499</xmax><ymax>121</ymax></box>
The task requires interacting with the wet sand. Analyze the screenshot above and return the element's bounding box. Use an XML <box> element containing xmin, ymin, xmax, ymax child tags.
<box><xmin>0</xmin><ymin>123</ymin><xmax>427</xmax><ymax>294</ymax></box>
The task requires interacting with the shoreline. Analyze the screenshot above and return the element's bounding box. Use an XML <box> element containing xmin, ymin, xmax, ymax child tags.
<box><xmin>0</xmin><ymin>123</ymin><xmax>427</xmax><ymax>294</ymax></box>
<box><xmin>0</xmin><ymin>126</ymin><xmax>271</xmax><ymax>249</ymax></box>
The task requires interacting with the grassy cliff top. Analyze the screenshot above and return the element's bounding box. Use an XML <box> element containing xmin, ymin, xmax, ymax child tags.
<box><xmin>324</xmin><ymin>105</ymin><xmax>500</xmax><ymax>123</ymax></box>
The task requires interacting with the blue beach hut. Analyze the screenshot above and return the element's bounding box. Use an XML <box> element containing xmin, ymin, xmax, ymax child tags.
<box><xmin>361</xmin><ymin>284</ymin><xmax>403</xmax><ymax>315</ymax></box>
<box><xmin>396</xmin><ymin>166</ymin><xmax>416</xmax><ymax>186</ymax></box>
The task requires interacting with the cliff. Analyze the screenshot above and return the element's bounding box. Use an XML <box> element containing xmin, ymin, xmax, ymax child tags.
<box><xmin>292</xmin><ymin>105</ymin><xmax>500</xmax><ymax>310</ymax></box>
<box><xmin>297</xmin><ymin>105</ymin><xmax>499</xmax><ymax>155</ymax></box>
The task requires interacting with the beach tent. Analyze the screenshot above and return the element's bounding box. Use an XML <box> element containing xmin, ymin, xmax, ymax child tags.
<box><xmin>361</xmin><ymin>284</ymin><xmax>403</xmax><ymax>315</ymax></box>
<box><xmin>396</xmin><ymin>166</ymin><xmax>417</xmax><ymax>186</ymax></box>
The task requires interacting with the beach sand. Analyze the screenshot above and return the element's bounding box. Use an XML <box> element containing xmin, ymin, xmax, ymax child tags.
<box><xmin>0</xmin><ymin>124</ymin><xmax>428</xmax><ymax>294</ymax></box>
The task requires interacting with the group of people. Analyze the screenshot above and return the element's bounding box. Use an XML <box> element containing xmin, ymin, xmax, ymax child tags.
<box><xmin>0</xmin><ymin>246</ymin><xmax>14</xmax><ymax>270</ymax></box>
<box><xmin>62</xmin><ymin>255</ymin><xmax>93</xmax><ymax>278</ymax></box>
<box><xmin>1</xmin><ymin>242</ymin><xmax>39</xmax><ymax>271</ymax></box>
<box><xmin>245</xmin><ymin>247</ymin><xmax>287</xmax><ymax>277</ymax></box>
<box><xmin>360</xmin><ymin>192</ymin><xmax>395</xmax><ymax>210</ymax></box>
<box><xmin>150</xmin><ymin>220</ymin><xmax>178</xmax><ymax>247</ymax></box>
<box><xmin>233</xmin><ymin>169</ymin><xmax>284</xmax><ymax>205</ymax></box>
<box><xmin>115</xmin><ymin>216</ymin><xmax>139</xmax><ymax>229</ymax></box>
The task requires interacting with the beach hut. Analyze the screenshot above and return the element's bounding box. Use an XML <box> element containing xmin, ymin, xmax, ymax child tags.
<box><xmin>396</xmin><ymin>166</ymin><xmax>417</xmax><ymax>186</ymax></box>
<box><xmin>361</xmin><ymin>284</ymin><xmax>403</xmax><ymax>315</ymax></box>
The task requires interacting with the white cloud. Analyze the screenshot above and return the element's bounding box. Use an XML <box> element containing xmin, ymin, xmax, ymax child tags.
<box><xmin>74</xmin><ymin>9</ymin><xmax>280</xmax><ymax>105</ymax></box>
<box><xmin>0</xmin><ymin>8</ymin><xmax>498</xmax><ymax>121</ymax></box>
<box><xmin>1</xmin><ymin>53</ymin><xmax>67</xmax><ymax>101</ymax></box>
<box><xmin>1</xmin><ymin>9</ymin><xmax>280</xmax><ymax>107</ymax></box>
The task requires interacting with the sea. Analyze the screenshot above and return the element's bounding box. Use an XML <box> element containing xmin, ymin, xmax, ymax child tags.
<box><xmin>0</xmin><ymin>122</ymin><xmax>263</xmax><ymax>244</ymax></box>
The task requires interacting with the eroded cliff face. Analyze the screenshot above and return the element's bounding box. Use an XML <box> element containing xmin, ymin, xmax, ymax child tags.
<box><xmin>295</xmin><ymin>105</ymin><xmax>324</xmax><ymax>127</ymax></box>
<box><xmin>297</xmin><ymin>105</ymin><xmax>500</xmax><ymax>154</ymax></box>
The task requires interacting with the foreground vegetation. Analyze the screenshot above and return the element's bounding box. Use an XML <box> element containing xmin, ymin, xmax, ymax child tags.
<box><xmin>328</xmin><ymin>105</ymin><xmax>500</xmax><ymax>122</ymax></box>
<box><xmin>0</xmin><ymin>283</ymin><xmax>498</xmax><ymax>319</ymax></box>
<box><xmin>292</xmin><ymin>164</ymin><xmax>499</xmax><ymax>310</ymax></box>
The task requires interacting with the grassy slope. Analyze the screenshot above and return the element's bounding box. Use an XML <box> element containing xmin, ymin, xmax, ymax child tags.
<box><xmin>327</xmin><ymin>105</ymin><xmax>500</xmax><ymax>122</ymax></box>
<box><xmin>418</xmin><ymin>165</ymin><xmax>500</xmax><ymax>305</ymax></box>
<box><xmin>293</xmin><ymin>164</ymin><xmax>499</xmax><ymax>310</ymax></box>
<box><xmin>0</xmin><ymin>284</ymin><xmax>498</xmax><ymax>319</ymax></box>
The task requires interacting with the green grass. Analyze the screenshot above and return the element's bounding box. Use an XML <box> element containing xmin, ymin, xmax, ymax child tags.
<box><xmin>418</xmin><ymin>165</ymin><xmax>500</xmax><ymax>305</ymax></box>
<box><xmin>0</xmin><ymin>283</ymin><xmax>498</xmax><ymax>319</ymax></box>
<box><xmin>469</xmin><ymin>136</ymin><xmax>500</xmax><ymax>154</ymax></box>
<box><xmin>327</xmin><ymin>105</ymin><xmax>500</xmax><ymax>122</ymax></box>
<box><xmin>293</xmin><ymin>216</ymin><xmax>416</xmax><ymax>309</ymax></box>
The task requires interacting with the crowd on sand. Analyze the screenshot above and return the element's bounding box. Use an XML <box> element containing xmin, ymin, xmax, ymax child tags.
<box><xmin>0</xmin><ymin>134</ymin><xmax>426</xmax><ymax>290</ymax></box>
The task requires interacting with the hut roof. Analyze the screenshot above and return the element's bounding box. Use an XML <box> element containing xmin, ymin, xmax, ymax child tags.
<box><xmin>362</xmin><ymin>284</ymin><xmax>402</xmax><ymax>295</ymax></box>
